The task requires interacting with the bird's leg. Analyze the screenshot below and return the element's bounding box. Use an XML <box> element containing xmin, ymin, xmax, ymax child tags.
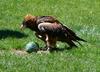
<box><xmin>45</xmin><ymin>34</ymin><xmax>57</xmax><ymax>52</ymax></box>
<box><xmin>45</xmin><ymin>34</ymin><xmax>51</xmax><ymax>51</ymax></box>
<box><xmin>35</xmin><ymin>32</ymin><xmax>48</xmax><ymax>50</ymax></box>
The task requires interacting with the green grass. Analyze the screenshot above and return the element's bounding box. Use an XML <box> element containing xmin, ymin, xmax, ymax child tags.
<box><xmin>0</xmin><ymin>0</ymin><xmax>100</xmax><ymax>72</ymax></box>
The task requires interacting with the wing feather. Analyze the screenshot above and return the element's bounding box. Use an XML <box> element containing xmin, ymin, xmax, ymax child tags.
<box><xmin>38</xmin><ymin>22</ymin><xmax>62</xmax><ymax>32</ymax></box>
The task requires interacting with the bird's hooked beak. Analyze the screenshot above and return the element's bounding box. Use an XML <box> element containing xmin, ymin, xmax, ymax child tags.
<box><xmin>20</xmin><ymin>24</ymin><xmax>26</xmax><ymax>30</ymax></box>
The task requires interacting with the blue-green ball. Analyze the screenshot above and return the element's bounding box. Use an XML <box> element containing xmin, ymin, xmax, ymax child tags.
<box><xmin>25</xmin><ymin>42</ymin><xmax>39</xmax><ymax>53</ymax></box>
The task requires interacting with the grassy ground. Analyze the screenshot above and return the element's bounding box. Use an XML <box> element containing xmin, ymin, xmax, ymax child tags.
<box><xmin>0</xmin><ymin>0</ymin><xmax>100</xmax><ymax>72</ymax></box>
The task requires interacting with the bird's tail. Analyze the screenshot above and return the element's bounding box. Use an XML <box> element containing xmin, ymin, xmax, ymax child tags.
<box><xmin>75</xmin><ymin>36</ymin><xmax>87</xmax><ymax>42</ymax></box>
<box><xmin>63</xmin><ymin>26</ymin><xmax>87</xmax><ymax>42</ymax></box>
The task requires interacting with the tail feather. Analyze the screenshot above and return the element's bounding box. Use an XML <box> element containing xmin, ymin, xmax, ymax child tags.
<box><xmin>75</xmin><ymin>36</ymin><xmax>87</xmax><ymax>42</ymax></box>
<box><xmin>63</xmin><ymin>26</ymin><xmax>86</xmax><ymax>42</ymax></box>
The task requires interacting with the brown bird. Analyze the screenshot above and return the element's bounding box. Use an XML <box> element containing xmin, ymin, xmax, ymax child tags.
<box><xmin>20</xmin><ymin>14</ymin><xmax>86</xmax><ymax>51</ymax></box>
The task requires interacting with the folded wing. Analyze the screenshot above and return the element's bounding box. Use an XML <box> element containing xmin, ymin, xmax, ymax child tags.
<box><xmin>38</xmin><ymin>22</ymin><xmax>86</xmax><ymax>43</ymax></box>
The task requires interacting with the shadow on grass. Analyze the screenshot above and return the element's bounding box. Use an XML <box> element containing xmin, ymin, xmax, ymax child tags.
<box><xmin>0</xmin><ymin>29</ymin><xmax>28</xmax><ymax>39</ymax></box>
<box><xmin>39</xmin><ymin>46</ymin><xmax>77</xmax><ymax>52</ymax></box>
<box><xmin>51</xmin><ymin>47</ymin><xmax>76</xmax><ymax>52</ymax></box>
<box><xmin>50</xmin><ymin>45</ymin><xmax>79</xmax><ymax>52</ymax></box>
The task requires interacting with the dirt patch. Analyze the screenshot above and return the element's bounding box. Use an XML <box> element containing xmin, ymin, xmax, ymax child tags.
<box><xmin>11</xmin><ymin>49</ymin><xmax>28</xmax><ymax>56</ymax></box>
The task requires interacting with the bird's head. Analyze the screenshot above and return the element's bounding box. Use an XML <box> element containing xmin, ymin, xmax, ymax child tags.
<box><xmin>20</xmin><ymin>14</ymin><xmax>36</xmax><ymax>30</ymax></box>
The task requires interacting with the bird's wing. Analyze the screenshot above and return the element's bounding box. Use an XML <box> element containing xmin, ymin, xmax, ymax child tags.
<box><xmin>38</xmin><ymin>22</ymin><xmax>62</xmax><ymax>32</ymax></box>
<box><xmin>38</xmin><ymin>22</ymin><xmax>86</xmax><ymax>42</ymax></box>
<box><xmin>36</xmin><ymin>16</ymin><xmax>58</xmax><ymax>24</ymax></box>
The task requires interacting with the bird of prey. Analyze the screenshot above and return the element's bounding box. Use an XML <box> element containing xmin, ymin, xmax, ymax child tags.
<box><xmin>20</xmin><ymin>14</ymin><xmax>86</xmax><ymax>51</ymax></box>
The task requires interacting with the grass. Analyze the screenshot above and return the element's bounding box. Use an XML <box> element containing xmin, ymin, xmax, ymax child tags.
<box><xmin>0</xmin><ymin>0</ymin><xmax>100</xmax><ymax>72</ymax></box>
